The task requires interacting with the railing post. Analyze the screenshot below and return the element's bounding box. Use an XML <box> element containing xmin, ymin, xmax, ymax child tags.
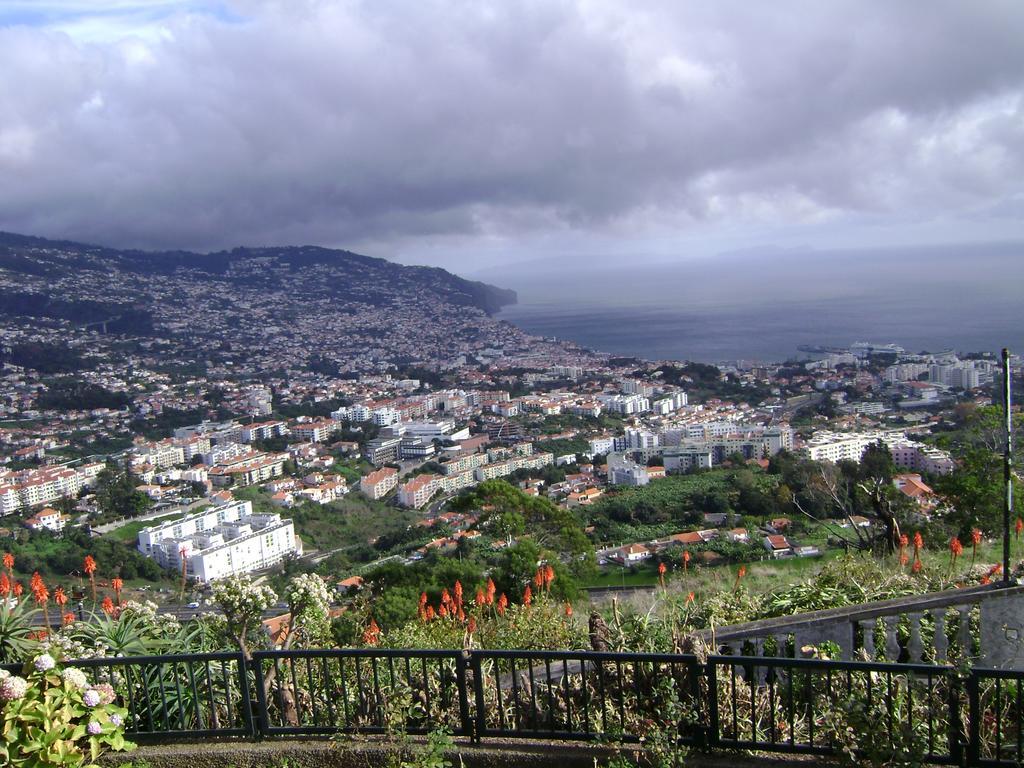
<box><xmin>947</xmin><ymin>668</ymin><xmax>965</xmax><ymax>767</ymax></box>
<box><xmin>455</xmin><ymin>650</ymin><xmax>476</xmax><ymax>742</ymax></box>
<box><xmin>688</xmin><ymin>656</ymin><xmax>707</xmax><ymax>750</ymax></box>
<box><xmin>471</xmin><ymin>652</ymin><xmax>487</xmax><ymax>743</ymax></box>
<box><xmin>250</xmin><ymin>652</ymin><xmax>272</xmax><ymax>739</ymax></box>
<box><xmin>706</xmin><ymin>659</ymin><xmax>719</xmax><ymax>752</ymax></box>
<box><xmin>236</xmin><ymin>651</ymin><xmax>256</xmax><ymax>739</ymax></box>
<box><xmin>966</xmin><ymin>670</ymin><xmax>980</xmax><ymax>767</ymax></box>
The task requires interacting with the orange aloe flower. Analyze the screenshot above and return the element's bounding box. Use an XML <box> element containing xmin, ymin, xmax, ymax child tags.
<box><xmin>523</xmin><ymin>585</ymin><xmax>532</xmax><ymax>607</ymax></box>
<box><xmin>54</xmin><ymin>586</ymin><xmax>68</xmax><ymax>608</ymax></box>
<box><xmin>948</xmin><ymin>537</ymin><xmax>964</xmax><ymax>578</ymax></box>
<box><xmin>486</xmin><ymin>578</ymin><xmax>496</xmax><ymax>604</ymax></box>
<box><xmin>2</xmin><ymin>553</ymin><xmax>13</xmax><ymax>572</ymax></box>
<box><xmin>564</xmin><ymin>602</ymin><xmax>573</xmax><ymax>617</ymax></box>
<box><xmin>733</xmin><ymin>565</ymin><xmax>747</xmax><ymax>592</ymax></box>
<box><xmin>101</xmin><ymin>596</ymin><xmax>115</xmax><ymax>614</ymax></box>
<box><xmin>544</xmin><ymin>564</ymin><xmax>555</xmax><ymax>590</ymax></box>
<box><xmin>496</xmin><ymin>593</ymin><xmax>508</xmax><ymax>616</ymax></box>
<box><xmin>970</xmin><ymin>528</ymin><xmax>983</xmax><ymax>567</ymax></box>
<box><xmin>682</xmin><ymin>550</ymin><xmax>690</xmax><ymax>571</ymax></box>
<box><xmin>84</xmin><ymin>555</ymin><xmax>98</xmax><ymax>603</ymax></box>
<box><xmin>362</xmin><ymin>618</ymin><xmax>380</xmax><ymax>646</ymax></box>
<box><xmin>475</xmin><ymin>588</ymin><xmax>485</xmax><ymax>606</ymax></box>
<box><xmin>658</xmin><ymin>561</ymin><xmax>667</xmax><ymax>589</ymax></box>
<box><xmin>62</xmin><ymin>612</ymin><xmax>75</xmax><ymax>626</ymax></box>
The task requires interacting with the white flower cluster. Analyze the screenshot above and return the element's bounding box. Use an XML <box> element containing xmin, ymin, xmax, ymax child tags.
<box><xmin>44</xmin><ymin>630</ymin><xmax>109</xmax><ymax>661</ymax></box>
<box><xmin>285</xmin><ymin>573</ymin><xmax>332</xmax><ymax>644</ymax></box>
<box><xmin>211</xmin><ymin>574</ymin><xmax>277</xmax><ymax>626</ymax></box>
<box><xmin>119</xmin><ymin>599</ymin><xmax>182</xmax><ymax>636</ymax></box>
<box><xmin>117</xmin><ymin>600</ymin><xmax>158</xmax><ymax>621</ymax></box>
<box><xmin>285</xmin><ymin>573</ymin><xmax>331</xmax><ymax>616</ymax></box>
<box><xmin>0</xmin><ymin>673</ymin><xmax>28</xmax><ymax>702</ymax></box>
<box><xmin>33</xmin><ymin>654</ymin><xmax>56</xmax><ymax>672</ymax></box>
<box><xmin>61</xmin><ymin>668</ymin><xmax>88</xmax><ymax>690</ymax></box>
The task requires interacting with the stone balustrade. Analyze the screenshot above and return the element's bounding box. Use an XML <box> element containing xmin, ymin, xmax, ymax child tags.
<box><xmin>700</xmin><ymin>582</ymin><xmax>1024</xmax><ymax>668</ymax></box>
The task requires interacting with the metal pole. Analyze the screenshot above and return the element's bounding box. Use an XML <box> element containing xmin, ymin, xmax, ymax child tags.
<box><xmin>1003</xmin><ymin>348</ymin><xmax>1013</xmax><ymax>585</ymax></box>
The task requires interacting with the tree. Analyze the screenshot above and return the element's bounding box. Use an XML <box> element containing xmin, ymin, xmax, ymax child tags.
<box><xmin>859</xmin><ymin>441</ymin><xmax>896</xmax><ymax>484</ymax></box>
<box><xmin>93</xmin><ymin>461</ymin><xmax>152</xmax><ymax>520</ymax></box>
<box><xmin>934</xmin><ymin>406</ymin><xmax>1023</xmax><ymax>537</ymax></box>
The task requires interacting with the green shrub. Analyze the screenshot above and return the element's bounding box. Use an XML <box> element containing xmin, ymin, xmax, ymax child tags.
<box><xmin>0</xmin><ymin>653</ymin><xmax>135</xmax><ymax>767</ymax></box>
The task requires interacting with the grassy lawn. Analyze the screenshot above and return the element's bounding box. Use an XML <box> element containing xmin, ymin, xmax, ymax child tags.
<box><xmin>584</xmin><ymin>566</ymin><xmax>661</xmax><ymax>588</ymax></box>
<box><xmin>586</xmin><ymin>547</ymin><xmax>845</xmax><ymax>593</ymax></box>
<box><xmin>107</xmin><ymin>511</ymin><xmax>188</xmax><ymax>544</ymax></box>
<box><xmin>234</xmin><ymin>485</ymin><xmax>421</xmax><ymax>554</ymax></box>
<box><xmin>331</xmin><ymin>458</ymin><xmax>373</xmax><ymax>485</ymax></box>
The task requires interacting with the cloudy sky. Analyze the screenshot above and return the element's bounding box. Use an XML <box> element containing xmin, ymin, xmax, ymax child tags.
<box><xmin>1</xmin><ymin>0</ymin><xmax>1023</xmax><ymax>273</ymax></box>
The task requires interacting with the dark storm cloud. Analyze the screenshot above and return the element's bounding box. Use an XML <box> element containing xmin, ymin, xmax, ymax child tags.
<box><xmin>0</xmin><ymin>0</ymin><xmax>1023</xmax><ymax>253</ymax></box>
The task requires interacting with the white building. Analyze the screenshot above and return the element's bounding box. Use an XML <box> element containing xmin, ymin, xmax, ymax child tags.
<box><xmin>289</xmin><ymin>420</ymin><xmax>336</xmax><ymax>443</ymax></box>
<box><xmin>24</xmin><ymin>507</ymin><xmax>68</xmax><ymax>533</ymax></box>
<box><xmin>359</xmin><ymin>467</ymin><xmax>399</xmax><ymax>499</ymax></box>
<box><xmin>398</xmin><ymin>474</ymin><xmax>440</xmax><ymax>509</ymax></box>
<box><xmin>607</xmin><ymin>454</ymin><xmax>650</xmax><ymax>486</ymax></box>
<box><xmin>137</xmin><ymin>500</ymin><xmax>299</xmax><ymax>582</ymax></box>
<box><xmin>398</xmin><ymin>420</ymin><xmax>456</xmax><ymax>441</ymax></box>
<box><xmin>615</xmin><ymin>428</ymin><xmax>660</xmax><ymax>451</ymax></box>
<box><xmin>800</xmin><ymin>430</ymin><xmax>954</xmax><ymax>475</ymax></box>
<box><xmin>663</xmin><ymin>446</ymin><xmax>714</xmax><ymax>472</ymax></box>
<box><xmin>240</xmin><ymin>421</ymin><xmax>289</xmax><ymax>443</ymax></box>
<box><xmin>598</xmin><ymin>394</ymin><xmax>650</xmax><ymax>415</ymax></box>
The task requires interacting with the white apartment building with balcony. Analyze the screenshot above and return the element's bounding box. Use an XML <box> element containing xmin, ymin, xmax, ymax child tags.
<box><xmin>136</xmin><ymin>500</ymin><xmax>299</xmax><ymax>582</ymax></box>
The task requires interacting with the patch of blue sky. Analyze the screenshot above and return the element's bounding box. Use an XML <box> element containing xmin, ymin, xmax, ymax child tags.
<box><xmin>0</xmin><ymin>1</ymin><xmax>243</xmax><ymax>30</ymax></box>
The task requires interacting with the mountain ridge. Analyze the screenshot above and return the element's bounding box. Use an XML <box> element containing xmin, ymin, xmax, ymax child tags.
<box><xmin>0</xmin><ymin>231</ymin><xmax>517</xmax><ymax>316</ymax></box>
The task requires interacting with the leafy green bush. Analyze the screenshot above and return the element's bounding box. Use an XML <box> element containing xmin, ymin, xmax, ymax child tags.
<box><xmin>0</xmin><ymin>653</ymin><xmax>135</xmax><ymax>767</ymax></box>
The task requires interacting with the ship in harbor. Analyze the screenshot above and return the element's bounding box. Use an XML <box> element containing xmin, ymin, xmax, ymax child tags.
<box><xmin>797</xmin><ymin>341</ymin><xmax>906</xmax><ymax>357</ymax></box>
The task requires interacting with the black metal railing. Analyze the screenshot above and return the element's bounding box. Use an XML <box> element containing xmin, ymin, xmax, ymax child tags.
<box><xmin>34</xmin><ymin>648</ymin><xmax>1024</xmax><ymax>766</ymax></box>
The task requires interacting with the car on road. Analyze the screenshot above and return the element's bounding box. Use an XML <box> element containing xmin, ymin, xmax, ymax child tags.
<box><xmin>186</xmin><ymin>601</ymin><xmax>200</xmax><ymax>609</ymax></box>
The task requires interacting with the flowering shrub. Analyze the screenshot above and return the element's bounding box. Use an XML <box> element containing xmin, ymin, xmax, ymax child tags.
<box><xmin>283</xmin><ymin>573</ymin><xmax>332</xmax><ymax>647</ymax></box>
<box><xmin>382</xmin><ymin>587</ymin><xmax>586</xmax><ymax>651</ymax></box>
<box><xmin>0</xmin><ymin>654</ymin><xmax>134</xmax><ymax>767</ymax></box>
<box><xmin>210</xmin><ymin>574</ymin><xmax>277</xmax><ymax>656</ymax></box>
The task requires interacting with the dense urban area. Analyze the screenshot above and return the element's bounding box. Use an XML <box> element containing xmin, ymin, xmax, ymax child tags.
<box><xmin>1</xmin><ymin>233</ymin><xmax>1020</xmax><ymax>628</ymax></box>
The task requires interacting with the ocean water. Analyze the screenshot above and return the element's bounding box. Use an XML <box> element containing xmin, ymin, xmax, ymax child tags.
<box><xmin>488</xmin><ymin>243</ymin><xmax>1024</xmax><ymax>363</ymax></box>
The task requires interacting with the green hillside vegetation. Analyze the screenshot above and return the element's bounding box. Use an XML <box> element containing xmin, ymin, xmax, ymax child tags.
<box><xmin>582</xmin><ymin>468</ymin><xmax>782</xmax><ymax>541</ymax></box>
<box><xmin>1</xmin><ymin>527</ymin><xmax>168</xmax><ymax>583</ymax></box>
<box><xmin>231</xmin><ymin>486</ymin><xmax>420</xmax><ymax>561</ymax></box>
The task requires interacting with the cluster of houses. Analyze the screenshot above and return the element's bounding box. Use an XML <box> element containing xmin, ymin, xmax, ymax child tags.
<box><xmin>603</xmin><ymin>515</ymin><xmax>824</xmax><ymax>568</ymax></box>
<box><xmin>263</xmin><ymin>473</ymin><xmax>349</xmax><ymax>507</ymax></box>
<box><xmin>408</xmin><ymin>510</ymin><xmax>483</xmax><ymax>559</ymax></box>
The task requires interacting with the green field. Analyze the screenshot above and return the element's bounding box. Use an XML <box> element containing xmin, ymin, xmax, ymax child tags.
<box><xmin>233</xmin><ymin>485</ymin><xmax>422</xmax><ymax>556</ymax></box>
<box><xmin>107</xmin><ymin>511</ymin><xmax>188</xmax><ymax>544</ymax></box>
<box><xmin>585</xmin><ymin>547</ymin><xmax>843</xmax><ymax>593</ymax></box>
